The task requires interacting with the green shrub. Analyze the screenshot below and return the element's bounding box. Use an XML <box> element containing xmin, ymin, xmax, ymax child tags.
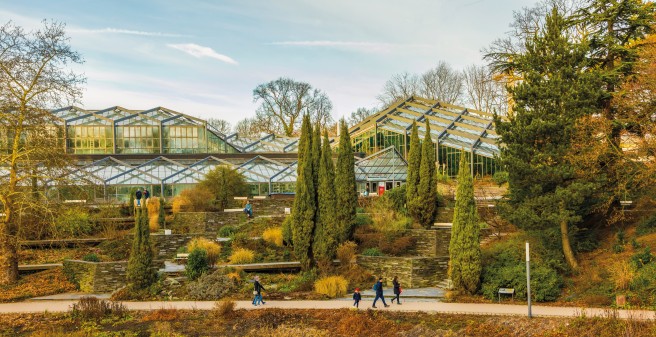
<box><xmin>186</xmin><ymin>248</ymin><xmax>210</xmax><ymax>280</ymax></box>
<box><xmin>636</xmin><ymin>213</ymin><xmax>656</xmax><ymax>236</ymax></box>
<box><xmin>382</xmin><ymin>185</ymin><xmax>407</xmax><ymax>215</ymax></box>
<box><xmin>480</xmin><ymin>235</ymin><xmax>563</xmax><ymax>302</ymax></box>
<box><xmin>630</xmin><ymin>247</ymin><xmax>653</xmax><ymax>269</ymax></box>
<box><xmin>492</xmin><ymin>171</ymin><xmax>509</xmax><ymax>185</ymax></box>
<box><xmin>356</xmin><ymin>207</ymin><xmax>365</xmax><ymax>214</ymax></box>
<box><xmin>185</xmin><ymin>270</ymin><xmax>240</xmax><ymax>300</ymax></box>
<box><xmin>53</xmin><ymin>208</ymin><xmax>94</xmax><ymax>237</ymax></box>
<box><xmin>629</xmin><ymin>263</ymin><xmax>656</xmax><ymax>305</ymax></box>
<box><xmin>82</xmin><ymin>254</ymin><xmax>100</xmax><ymax>262</ymax></box>
<box><xmin>362</xmin><ymin>248</ymin><xmax>383</xmax><ymax>257</ymax></box>
<box><xmin>354</xmin><ymin>214</ymin><xmax>373</xmax><ymax>228</ymax></box>
<box><xmin>219</xmin><ymin>225</ymin><xmax>236</xmax><ymax>237</ymax></box>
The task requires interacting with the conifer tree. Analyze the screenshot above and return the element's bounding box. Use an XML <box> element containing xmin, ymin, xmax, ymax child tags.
<box><xmin>449</xmin><ymin>153</ymin><xmax>481</xmax><ymax>294</ymax></box>
<box><xmin>417</xmin><ymin>119</ymin><xmax>438</xmax><ymax>228</ymax></box>
<box><xmin>311</xmin><ymin>124</ymin><xmax>321</xmax><ymax>206</ymax></box>
<box><xmin>313</xmin><ymin>131</ymin><xmax>338</xmax><ymax>265</ymax></box>
<box><xmin>158</xmin><ymin>197</ymin><xmax>166</xmax><ymax>229</ymax></box>
<box><xmin>334</xmin><ymin>120</ymin><xmax>357</xmax><ymax>242</ymax></box>
<box><xmin>406</xmin><ymin>121</ymin><xmax>422</xmax><ymax>223</ymax></box>
<box><xmin>284</xmin><ymin>113</ymin><xmax>312</xmax><ymax>246</ymax></box>
<box><xmin>127</xmin><ymin>206</ymin><xmax>156</xmax><ymax>290</ymax></box>
<box><xmin>494</xmin><ymin>8</ymin><xmax>603</xmax><ymax>270</ymax></box>
<box><xmin>291</xmin><ymin>115</ymin><xmax>317</xmax><ymax>270</ymax></box>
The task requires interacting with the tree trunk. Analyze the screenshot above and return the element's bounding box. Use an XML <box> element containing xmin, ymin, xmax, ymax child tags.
<box><xmin>560</xmin><ymin>216</ymin><xmax>579</xmax><ymax>270</ymax></box>
<box><xmin>0</xmin><ymin>222</ymin><xmax>19</xmax><ymax>285</ymax></box>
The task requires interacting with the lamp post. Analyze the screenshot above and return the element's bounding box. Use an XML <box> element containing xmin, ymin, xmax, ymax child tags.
<box><xmin>526</xmin><ymin>241</ymin><xmax>532</xmax><ymax>318</ymax></box>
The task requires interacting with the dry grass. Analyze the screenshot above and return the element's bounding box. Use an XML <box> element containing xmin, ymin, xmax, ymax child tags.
<box><xmin>609</xmin><ymin>260</ymin><xmax>635</xmax><ymax>291</ymax></box>
<box><xmin>146</xmin><ymin>196</ymin><xmax>161</xmax><ymax>231</ymax></box>
<box><xmin>187</xmin><ymin>237</ymin><xmax>222</xmax><ymax>266</ymax></box>
<box><xmin>336</xmin><ymin>241</ymin><xmax>357</xmax><ymax>266</ymax></box>
<box><xmin>0</xmin><ymin>268</ymin><xmax>76</xmax><ymax>303</ymax></box>
<box><xmin>142</xmin><ymin>307</ymin><xmax>180</xmax><ymax>322</ymax></box>
<box><xmin>229</xmin><ymin>248</ymin><xmax>256</xmax><ymax>264</ymax></box>
<box><xmin>314</xmin><ymin>276</ymin><xmax>348</xmax><ymax>298</ymax></box>
<box><xmin>213</xmin><ymin>300</ymin><xmax>236</xmax><ymax>318</ymax></box>
<box><xmin>262</xmin><ymin>227</ymin><xmax>284</xmax><ymax>247</ymax></box>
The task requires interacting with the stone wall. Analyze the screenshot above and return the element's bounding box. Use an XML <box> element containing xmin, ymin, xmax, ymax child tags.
<box><xmin>356</xmin><ymin>255</ymin><xmax>450</xmax><ymax>288</ymax></box>
<box><xmin>63</xmin><ymin>260</ymin><xmax>164</xmax><ymax>293</ymax></box>
<box><xmin>150</xmin><ymin>233</ymin><xmax>215</xmax><ymax>258</ymax></box>
<box><xmin>407</xmin><ymin>229</ymin><xmax>451</xmax><ymax>257</ymax></box>
<box><xmin>171</xmin><ymin>212</ymin><xmax>230</xmax><ymax>234</ymax></box>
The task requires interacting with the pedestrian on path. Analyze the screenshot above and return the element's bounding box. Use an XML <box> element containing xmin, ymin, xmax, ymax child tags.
<box><xmin>391</xmin><ymin>276</ymin><xmax>402</xmax><ymax>304</ymax></box>
<box><xmin>372</xmin><ymin>277</ymin><xmax>389</xmax><ymax>308</ymax></box>
<box><xmin>252</xmin><ymin>275</ymin><xmax>266</xmax><ymax>306</ymax></box>
<box><xmin>353</xmin><ymin>288</ymin><xmax>361</xmax><ymax>308</ymax></box>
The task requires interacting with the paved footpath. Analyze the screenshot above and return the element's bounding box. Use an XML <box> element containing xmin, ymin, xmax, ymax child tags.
<box><xmin>0</xmin><ymin>300</ymin><xmax>653</xmax><ymax>320</ymax></box>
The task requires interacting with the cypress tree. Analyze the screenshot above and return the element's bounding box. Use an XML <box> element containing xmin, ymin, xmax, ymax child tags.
<box><xmin>313</xmin><ymin>131</ymin><xmax>337</xmax><ymax>265</ymax></box>
<box><xmin>417</xmin><ymin>119</ymin><xmax>438</xmax><ymax>228</ymax></box>
<box><xmin>284</xmin><ymin>113</ymin><xmax>312</xmax><ymax>246</ymax></box>
<box><xmin>291</xmin><ymin>115</ymin><xmax>317</xmax><ymax>270</ymax></box>
<box><xmin>334</xmin><ymin>120</ymin><xmax>357</xmax><ymax>242</ymax></box>
<box><xmin>158</xmin><ymin>197</ymin><xmax>165</xmax><ymax>229</ymax></box>
<box><xmin>449</xmin><ymin>153</ymin><xmax>481</xmax><ymax>294</ymax></box>
<box><xmin>127</xmin><ymin>206</ymin><xmax>155</xmax><ymax>290</ymax></box>
<box><xmin>406</xmin><ymin>121</ymin><xmax>422</xmax><ymax>223</ymax></box>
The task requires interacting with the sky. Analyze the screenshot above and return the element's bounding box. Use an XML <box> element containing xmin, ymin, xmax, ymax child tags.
<box><xmin>0</xmin><ymin>0</ymin><xmax>538</xmax><ymax>128</ymax></box>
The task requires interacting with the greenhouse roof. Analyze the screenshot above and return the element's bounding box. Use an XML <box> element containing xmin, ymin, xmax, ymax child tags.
<box><xmin>349</xmin><ymin>96</ymin><xmax>500</xmax><ymax>158</ymax></box>
<box><xmin>355</xmin><ymin>146</ymin><xmax>407</xmax><ymax>182</ymax></box>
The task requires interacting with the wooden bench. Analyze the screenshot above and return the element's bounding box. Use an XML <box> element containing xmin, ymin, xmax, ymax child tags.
<box><xmin>174</xmin><ymin>253</ymin><xmax>189</xmax><ymax>263</ymax></box>
<box><xmin>64</xmin><ymin>199</ymin><xmax>87</xmax><ymax>204</ymax></box>
<box><xmin>253</xmin><ymin>196</ymin><xmax>267</xmax><ymax>200</ymax></box>
<box><xmin>498</xmin><ymin>288</ymin><xmax>515</xmax><ymax>302</ymax></box>
<box><xmin>233</xmin><ymin>197</ymin><xmax>248</xmax><ymax>200</ymax></box>
<box><xmin>224</xmin><ymin>208</ymin><xmax>244</xmax><ymax>213</ymax></box>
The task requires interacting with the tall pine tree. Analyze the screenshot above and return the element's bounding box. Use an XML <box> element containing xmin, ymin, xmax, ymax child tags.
<box><xmin>335</xmin><ymin>120</ymin><xmax>357</xmax><ymax>242</ymax></box>
<box><xmin>313</xmin><ymin>131</ymin><xmax>338</xmax><ymax>265</ymax></box>
<box><xmin>417</xmin><ymin>119</ymin><xmax>438</xmax><ymax>228</ymax></box>
<box><xmin>449</xmin><ymin>153</ymin><xmax>481</xmax><ymax>294</ymax></box>
<box><xmin>495</xmin><ymin>7</ymin><xmax>603</xmax><ymax>270</ymax></box>
<box><xmin>291</xmin><ymin>115</ymin><xmax>317</xmax><ymax>270</ymax></box>
<box><xmin>406</xmin><ymin>121</ymin><xmax>422</xmax><ymax>223</ymax></box>
<box><xmin>127</xmin><ymin>206</ymin><xmax>156</xmax><ymax>290</ymax></box>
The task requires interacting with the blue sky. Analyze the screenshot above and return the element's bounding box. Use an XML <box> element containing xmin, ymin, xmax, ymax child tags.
<box><xmin>1</xmin><ymin>0</ymin><xmax>537</xmax><ymax>126</ymax></box>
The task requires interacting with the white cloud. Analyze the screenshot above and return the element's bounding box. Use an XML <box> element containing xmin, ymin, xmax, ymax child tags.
<box><xmin>69</xmin><ymin>27</ymin><xmax>187</xmax><ymax>37</ymax></box>
<box><xmin>167</xmin><ymin>43</ymin><xmax>238</xmax><ymax>65</ymax></box>
<box><xmin>269</xmin><ymin>40</ymin><xmax>431</xmax><ymax>52</ymax></box>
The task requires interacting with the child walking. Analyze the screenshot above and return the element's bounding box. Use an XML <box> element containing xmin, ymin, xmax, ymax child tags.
<box><xmin>353</xmin><ymin>288</ymin><xmax>362</xmax><ymax>308</ymax></box>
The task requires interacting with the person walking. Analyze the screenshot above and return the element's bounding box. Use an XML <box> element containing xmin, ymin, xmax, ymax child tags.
<box><xmin>372</xmin><ymin>277</ymin><xmax>389</xmax><ymax>308</ymax></box>
<box><xmin>252</xmin><ymin>275</ymin><xmax>266</xmax><ymax>305</ymax></box>
<box><xmin>244</xmin><ymin>201</ymin><xmax>253</xmax><ymax>218</ymax></box>
<box><xmin>135</xmin><ymin>188</ymin><xmax>143</xmax><ymax>207</ymax></box>
<box><xmin>391</xmin><ymin>276</ymin><xmax>402</xmax><ymax>304</ymax></box>
<box><xmin>353</xmin><ymin>288</ymin><xmax>362</xmax><ymax>308</ymax></box>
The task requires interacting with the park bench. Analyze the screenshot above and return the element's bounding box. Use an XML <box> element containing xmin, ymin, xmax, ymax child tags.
<box><xmin>64</xmin><ymin>199</ymin><xmax>87</xmax><ymax>204</ymax></box>
<box><xmin>253</xmin><ymin>196</ymin><xmax>267</xmax><ymax>200</ymax></box>
<box><xmin>233</xmin><ymin>196</ymin><xmax>248</xmax><ymax>200</ymax></box>
<box><xmin>224</xmin><ymin>208</ymin><xmax>243</xmax><ymax>213</ymax></box>
<box><xmin>498</xmin><ymin>288</ymin><xmax>515</xmax><ymax>302</ymax></box>
<box><xmin>174</xmin><ymin>253</ymin><xmax>189</xmax><ymax>263</ymax></box>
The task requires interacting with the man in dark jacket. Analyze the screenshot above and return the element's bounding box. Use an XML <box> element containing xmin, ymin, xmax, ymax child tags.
<box><xmin>372</xmin><ymin>277</ymin><xmax>389</xmax><ymax>308</ymax></box>
<box><xmin>253</xmin><ymin>275</ymin><xmax>266</xmax><ymax>306</ymax></box>
<box><xmin>135</xmin><ymin>189</ymin><xmax>143</xmax><ymax>207</ymax></box>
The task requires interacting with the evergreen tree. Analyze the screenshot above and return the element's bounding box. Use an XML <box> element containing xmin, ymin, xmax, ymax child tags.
<box><xmin>127</xmin><ymin>206</ymin><xmax>156</xmax><ymax>290</ymax></box>
<box><xmin>334</xmin><ymin>120</ymin><xmax>357</xmax><ymax>242</ymax></box>
<box><xmin>406</xmin><ymin>121</ymin><xmax>422</xmax><ymax>223</ymax></box>
<box><xmin>311</xmin><ymin>123</ymin><xmax>321</xmax><ymax>208</ymax></box>
<box><xmin>291</xmin><ymin>115</ymin><xmax>317</xmax><ymax>270</ymax></box>
<box><xmin>417</xmin><ymin>119</ymin><xmax>438</xmax><ymax>228</ymax></box>
<box><xmin>494</xmin><ymin>8</ymin><xmax>603</xmax><ymax>270</ymax></box>
<box><xmin>158</xmin><ymin>197</ymin><xmax>166</xmax><ymax>229</ymax></box>
<box><xmin>449</xmin><ymin>153</ymin><xmax>481</xmax><ymax>294</ymax></box>
<box><xmin>284</xmin><ymin>112</ymin><xmax>313</xmax><ymax>246</ymax></box>
<box><xmin>313</xmin><ymin>131</ymin><xmax>338</xmax><ymax>265</ymax></box>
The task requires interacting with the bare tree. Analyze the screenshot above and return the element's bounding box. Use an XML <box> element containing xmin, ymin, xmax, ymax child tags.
<box><xmin>233</xmin><ymin>117</ymin><xmax>268</xmax><ymax>137</ymax></box>
<box><xmin>253</xmin><ymin>77</ymin><xmax>334</xmax><ymax>136</ymax></box>
<box><xmin>347</xmin><ymin>107</ymin><xmax>377</xmax><ymax>127</ymax></box>
<box><xmin>0</xmin><ymin>20</ymin><xmax>85</xmax><ymax>285</ymax></box>
<box><xmin>207</xmin><ymin>118</ymin><xmax>231</xmax><ymax>135</ymax></box>
<box><xmin>462</xmin><ymin>64</ymin><xmax>507</xmax><ymax>114</ymax></box>
<box><xmin>419</xmin><ymin>61</ymin><xmax>464</xmax><ymax>104</ymax></box>
<box><xmin>377</xmin><ymin>72</ymin><xmax>419</xmax><ymax>106</ymax></box>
